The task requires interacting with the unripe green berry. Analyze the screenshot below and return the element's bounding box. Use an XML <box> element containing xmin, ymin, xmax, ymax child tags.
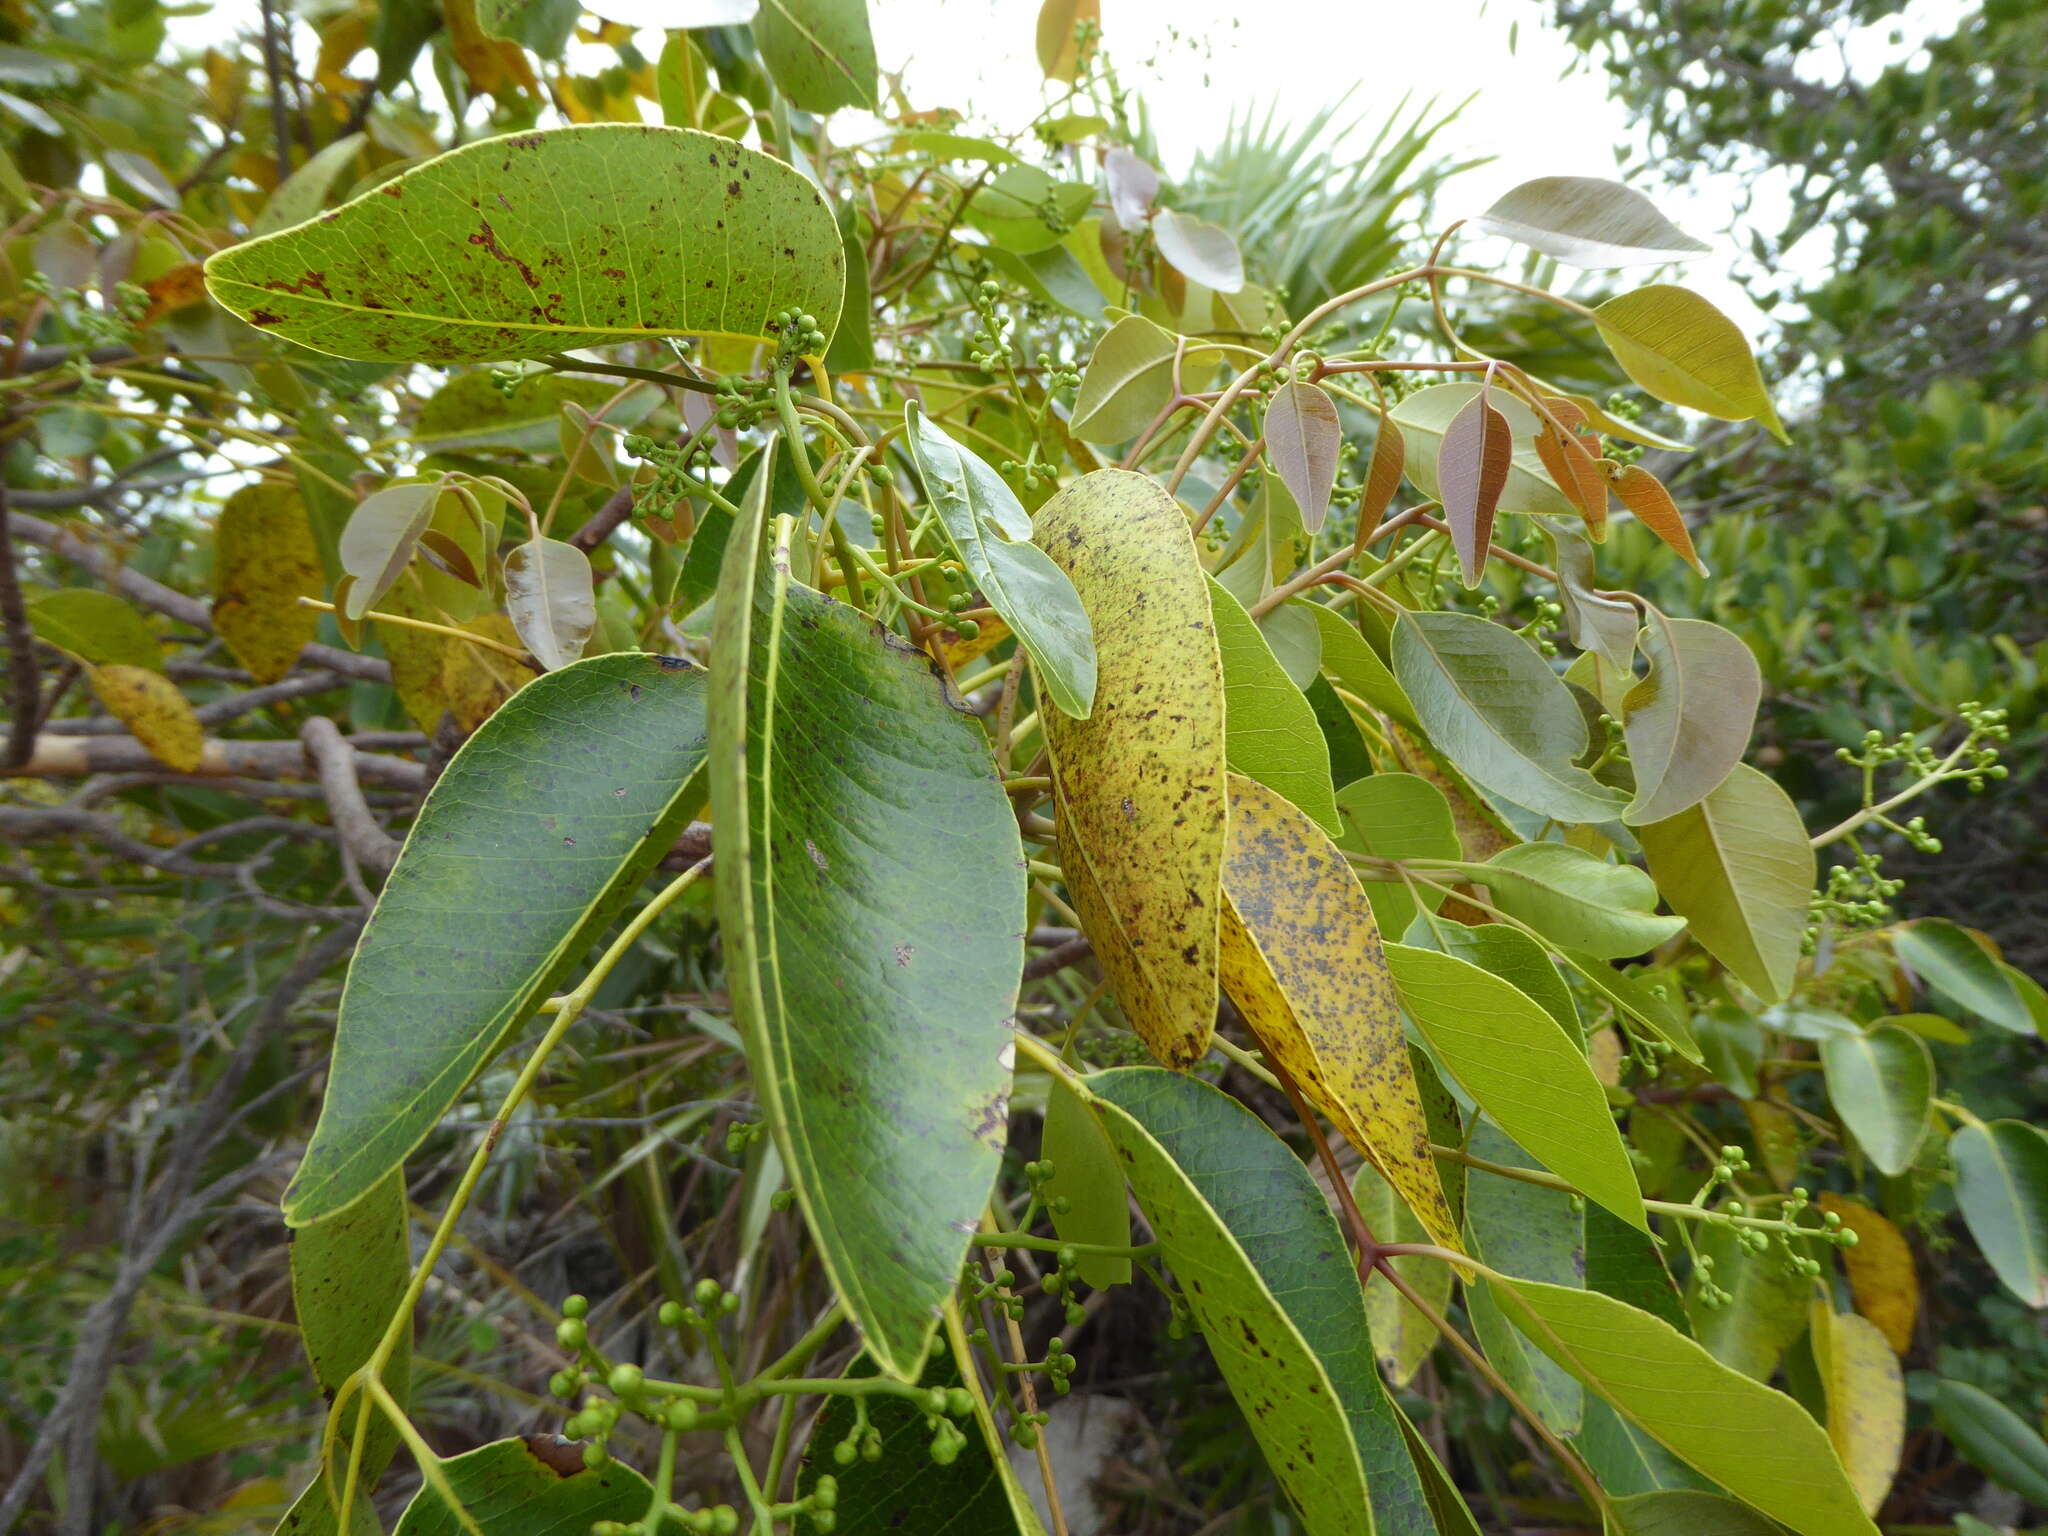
<box><xmin>583</xmin><ymin>1441</ymin><xmax>609</xmax><ymax>1470</ymax></box>
<box><xmin>813</xmin><ymin>1513</ymin><xmax>836</xmax><ymax>1533</ymax></box>
<box><xmin>712</xmin><ymin>1506</ymin><xmax>739</xmax><ymax>1535</ymax></box>
<box><xmin>954</xmin><ymin>619</ymin><xmax>979</xmax><ymax>639</ymax></box>
<box><xmin>608</xmin><ymin>1363</ymin><xmax>644</xmax><ymax>1396</ymax></box>
<box><xmin>556</xmin><ymin>1318</ymin><xmax>587</xmax><ymax>1349</ymax></box>
<box><xmin>833</xmin><ymin>1439</ymin><xmax>857</xmax><ymax>1466</ymax></box>
<box><xmin>659</xmin><ymin>1301</ymin><xmax>685</xmax><ymax>1328</ymax></box>
<box><xmin>562</xmin><ymin>1294</ymin><xmax>589</xmax><ymax>1319</ymax></box>
<box><xmin>946</xmin><ymin>1387</ymin><xmax>975</xmax><ymax>1417</ymax></box>
<box><xmin>694</xmin><ymin>1278</ymin><xmax>722</xmax><ymax>1309</ymax></box>
<box><xmin>549</xmin><ymin>1370</ymin><xmax>577</xmax><ymax>1398</ymax></box>
<box><xmin>668</xmin><ymin>1400</ymin><xmax>699</xmax><ymax>1431</ymax></box>
<box><xmin>812</xmin><ymin>1475</ymin><xmax>838</xmax><ymax>1509</ymax></box>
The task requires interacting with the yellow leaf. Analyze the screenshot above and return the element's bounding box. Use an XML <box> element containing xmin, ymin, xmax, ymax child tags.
<box><xmin>1745</xmin><ymin>1098</ymin><xmax>1804</xmax><ymax>1188</ymax></box>
<box><xmin>212</xmin><ymin>482</ymin><xmax>322</xmax><ymax>684</ymax></box>
<box><xmin>89</xmin><ymin>665</ymin><xmax>203</xmax><ymax>771</ymax></box>
<box><xmin>942</xmin><ymin>614</ymin><xmax>1010</xmax><ymax>670</ymax></box>
<box><xmin>1589</xmin><ymin>1025</ymin><xmax>1625</xmax><ymax>1086</ymax></box>
<box><xmin>1218</xmin><ymin>773</ymin><xmax>1461</xmax><ymax>1251</ymax></box>
<box><xmin>1035</xmin><ymin>0</ymin><xmax>1100</xmax><ymax>82</ymax></box>
<box><xmin>1037</xmin><ymin>469</ymin><xmax>1226</xmax><ymax>1067</ymax></box>
<box><xmin>379</xmin><ymin>579</ymin><xmax>455</xmax><ymax>733</ymax></box>
<box><xmin>440</xmin><ymin>614</ymin><xmax>538</xmax><ymax>732</ymax></box>
<box><xmin>1813</xmin><ymin>1302</ymin><xmax>1905</xmax><ymax>1515</ymax></box>
<box><xmin>1817</xmin><ymin>1194</ymin><xmax>1919</xmax><ymax>1356</ymax></box>
<box><xmin>1593</xmin><ymin>283</ymin><xmax>1787</xmax><ymax>441</ymax></box>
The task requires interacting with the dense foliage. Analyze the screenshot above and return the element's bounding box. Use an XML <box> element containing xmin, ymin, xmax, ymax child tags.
<box><xmin>1</xmin><ymin>3</ymin><xmax>2042</xmax><ymax>1535</ymax></box>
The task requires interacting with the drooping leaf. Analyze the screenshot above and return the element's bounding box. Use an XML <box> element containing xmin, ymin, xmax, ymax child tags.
<box><xmin>1263</xmin><ymin>380</ymin><xmax>1340</xmax><ymax>533</ymax></box>
<box><xmin>1390</xmin><ymin>382</ymin><xmax>1579</xmax><ymax>519</ymax></box>
<box><xmin>290</xmin><ymin>1172</ymin><xmax>410</xmax><ymax>1485</ymax></box>
<box><xmin>1477</xmin><ymin>177</ymin><xmax>1711</xmax><ymax>268</ymax></box>
<box><xmin>1037</xmin><ymin>470</ymin><xmax>1226</xmax><ymax>1068</ymax></box>
<box><xmin>211</xmin><ymin>483</ymin><xmax>324</xmax><ymax>684</ymax></box>
<box><xmin>1152</xmin><ymin>209</ymin><xmax>1243</xmax><ymax>294</ymax></box>
<box><xmin>1531</xmin><ymin>398</ymin><xmax>1611</xmax><ymax>535</ymax></box>
<box><xmin>1815</xmin><ymin>1194</ymin><xmax>1917</xmax><ymax>1356</ymax></box>
<box><xmin>1592</xmin><ymin>284</ymin><xmax>1787</xmax><ymax>441</ymax></box>
<box><xmin>754</xmin><ymin>0</ymin><xmax>878</xmax><ymax>113</ymax></box>
<box><xmin>1463</xmin><ymin>1122</ymin><xmax>1585</xmax><ymax>1435</ymax></box>
<box><xmin>206</xmin><ymin>125</ymin><xmax>842</xmax><ymax>364</ymax></box>
<box><xmin>1493</xmin><ymin>1280</ymin><xmax>1880</xmax><ymax>1536</ymax></box>
<box><xmin>25</xmin><ymin>587</ymin><xmax>162</xmax><ymax>670</ymax></box>
<box><xmin>1477</xmin><ymin>841</ymin><xmax>1685</xmax><ymax>959</ymax></box>
<box><xmin>1086</xmin><ymin>1068</ymin><xmax>1436</xmax><ymax>1536</ymax></box>
<box><xmin>1385</xmin><ymin>942</ymin><xmax>1644</xmax><ymax>1230</ymax></box>
<box><xmin>503</xmin><ymin>536</ymin><xmax>596</xmax><ymax>671</ymax></box>
<box><xmin>89</xmin><ymin>664</ymin><xmax>203</xmax><ymax>772</ymax></box>
<box><xmin>1639</xmin><ymin>763</ymin><xmax>1812</xmax><ymax>1003</ymax></box>
<box><xmin>1391</xmin><ymin>609</ymin><xmax>1628</xmax><ymax>825</ymax></box>
<box><xmin>338</xmin><ymin>482</ymin><xmax>440</xmax><ymax>620</ymax></box>
<box><xmin>283</xmin><ymin>654</ymin><xmax>710</xmax><ymax>1226</ymax></box>
<box><xmin>1334</xmin><ymin>772</ymin><xmax>1459</xmax><ymax>939</ymax></box>
<box><xmin>1437</xmin><ymin>383</ymin><xmax>1512</xmax><ymax>588</ymax></box>
<box><xmin>251</xmin><ymin>134</ymin><xmax>366</xmax><ymax>237</ymax></box>
<box><xmin>710</xmin><ymin>467</ymin><xmax>1022</xmax><ymax>1380</ymax></box>
<box><xmin>1218</xmin><ymin>773</ymin><xmax>1460</xmax><ymax>1250</ymax></box>
<box><xmin>1949</xmin><ymin>1119</ymin><xmax>2048</xmax><ymax>1308</ymax></box>
<box><xmin>1359</xmin><ymin>402</ymin><xmax>1406</xmax><ymax>536</ymax></box>
<box><xmin>1820</xmin><ymin>1025</ymin><xmax>1932</xmax><ymax>1178</ymax></box>
<box><xmin>1207</xmin><ymin>579</ymin><xmax>1338</xmax><ymax>833</ymax></box>
<box><xmin>1043</xmin><ymin>1075</ymin><xmax>1130</xmax><ymax>1290</ymax></box>
<box><xmin>901</xmin><ymin>402</ymin><xmax>1096</xmax><ymax>719</ymax></box>
<box><xmin>825</xmin><ymin>201</ymin><xmax>874</xmax><ymax>372</ymax></box>
<box><xmin>1034</xmin><ymin>0</ymin><xmax>1099</xmax><ymax>82</ymax></box>
<box><xmin>1893</xmin><ymin>919</ymin><xmax>2034</xmax><ymax>1035</ymax></box>
<box><xmin>390</xmin><ymin>1437</ymin><xmax>659</xmax><ymax>1535</ymax></box>
<box><xmin>1069</xmin><ymin>314</ymin><xmax>1178</xmax><ymax>445</ymax></box>
<box><xmin>1933</xmin><ymin>1379</ymin><xmax>2048</xmax><ymax>1506</ymax></box>
<box><xmin>1612</xmin><ymin>463</ymin><xmax>1705</xmax><ymax>574</ymax></box>
<box><xmin>1622</xmin><ymin>613</ymin><xmax>1761</xmax><ymax>826</ymax></box>
<box><xmin>1812</xmin><ymin>1304</ymin><xmax>1905</xmax><ymax>1515</ymax></box>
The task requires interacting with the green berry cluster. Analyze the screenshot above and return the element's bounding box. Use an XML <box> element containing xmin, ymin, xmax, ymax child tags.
<box><xmin>970</xmin><ymin>279</ymin><xmax>1014</xmax><ymax>374</ymax></box>
<box><xmin>772</xmin><ymin>308</ymin><xmax>830</xmax><ymax>366</ymax></box>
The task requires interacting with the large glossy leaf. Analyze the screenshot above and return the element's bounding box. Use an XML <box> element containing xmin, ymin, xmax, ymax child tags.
<box><xmin>1437</xmin><ymin>384</ymin><xmax>1511</xmax><ymax>588</ymax></box>
<box><xmin>206</xmin><ymin>125</ymin><xmax>842</xmax><ymax>364</ymax></box>
<box><xmin>1639</xmin><ymin>763</ymin><xmax>1811</xmax><ymax>1002</ymax></box>
<box><xmin>1622</xmin><ymin>613</ymin><xmax>1760</xmax><ymax>826</ymax></box>
<box><xmin>213</xmin><ymin>482</ymin><xmax>323</xmax><ymax>684</ymax></box>
<box><xmin>1893</xmin><ymin>919</ymin><xmax>2034</xmax><ymax>1035</ymax></box>
<box><xmin>710</xmin><ymin>463</ymin><xmax>1023</xmax><ymax>1379</ymax></box>
<box><xmin>1816</xmin><ymin>1194</ymin><xmax>1917</xmax><ymax>1356</ymax></box>
<box><xmin>1949</xmin><ymin>1119</ymin><xmax>2048</xmax><ymax>1307</ymax></box>
<box><xmin>1263</xmin><ymin>380</ymin><xmax>1340</xmax><ymax>533</ymax></box>
<box><xmin>1494</xmin><ymin>1280</ymin><xmax>1880</xmax><ymax>1536</ymax></box>
<box><xmin>902</xmin><ymin>402</ymin><xmax>1095</xmax><ymax>718</ymax></box>
<box><xmin>1086</xmin><ymin>1068</ymin><xmax>1435</xmax><ymax>1536</ymax></box>
<box><xmin>754</xmin><ymin>0</ymin><xmax>878</xmax><ymax>113</ymax></box>
<box><xmin>1207</xmin><ymin>579</ymin><xmax>1338</xmax><ymax>833</ymax></box>
<box><xmin>1463</xmin><ymin>1122</ymin><xmax>1584</xmax><ymax>1435</ymax></box>
<box><xmin>1385</xmin><ymin>942</ymin><xmax>1645</xmax><ymax>1230</ymax></box>
<box><xmin>1434</xmin><ymin>922</ymin><xmax>1581</xmax><ymax>1046</ymax></box>
<box><xmin>1069</xmin><ymin>314</ymin><xmax>1177</xmax><ymax>444</ymax></box>
<box><xmin>1477</xmin><ymin>177</ymin><xmax>1710</xmax><ymax>269</ymax></box>
<box><xmin>290</xmin><ymin>1172</ymin><xmax>411</xmax><ymax>1484</ymax></box>
<box><xmin>1812</xmin><ymin>1305</ymin><xmax>1904</xmax><ymax>1515</ymax></box>
<box><xmin>1218</xmin><ymin>773</ymin><xmax>1460</xmax><ymax>1250</ymax></box>
<box><xmin>1391</xmin><ymin>609</ymin><xmax>1627</xmax><ymax>824</ymax></box>
<box><xmin>391</xmin><ymin>1437</ymin><xmax>658</xmax><ymax>1535</ymax></box>
<box><xmin>1476</xmin><ymin>841</ymin><xmax>1685</xmax><ymax>959</ymax></box>
<box><xmin>503</xmin><ymin>535</ymin><xmax>595</xmax><ymax>671</ymax></box>
<box><xmin>1037</xmin><ymin>470</ymin><xmax>1226</xmax><ymax>1068</ymax></box>
<box><xmin>283</xmin><ymin>654</ymin><xmax>711</xmax><ymax>1226</ymax></box>
<box><xmin>1820</xmin><ymin>1025</ymin><xmax>1931</xmax><ymax>1177</ymax></box>
<box><xmin>1593</xmin><ymin>284</ymin><xmax>1787</xmax><ymax>441</ymax></box>
<box><xmin>1390</xmin><ymin>382</ymin><xmax>1579</xmax><ymax>518</ymax></box>
<box><xmin>1933</xmin><ymin>1379</ymin><xmax>2048</xmax><ymax>1506</ymax></box>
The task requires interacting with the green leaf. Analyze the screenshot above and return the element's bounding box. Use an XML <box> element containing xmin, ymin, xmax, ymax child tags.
<box><xmin>1435</xmin><ymin>922</ymin><xmax>1582</xmax><ymax>1047</ymax></box>
<box><xmin>1306</xmin><ymin>674</ymin><xmax>1375</xmax><ymax>788</ymax></box>
<box><xmin>1476</xmin><ymin>842</ymin><xmax>1685</xmax><ymax>959</ymax></box>
<box><xmin>252</xmin><ymin>134</ymin><xmax>367</xmax><ymax>237</ymax></box>
<box><xmin>825</xmin><ymin>202</ymin><xmax>874</xmax><ymax>372</ymax></box>
<box><xmin>476</xmin><ymin>0</ymin><xmax>581</xmax><ymax>54</ymax></box>
<box><xmin>1893</xmin><ymin>919</ymin><xmax>2034</xmax><ymax>1035</ymax></box>
<box><xmin>1391</xmin><ymin>609</ymin><xmax>1628</xmax><ymax>825</ymax></box>
<box><xmin>290</xmin><ymin>1172</ymin><xmax>411</xmax><ymax>1484</ymax></box>
<box><xmin>415</xmin><ymin>373</ymin><xmax>622</xmax><ymax>453</ymax></box>
<box><xmin>795</xmin><ymin>1354</ymin><xmax>1039</xmax><ymax>1535</ymax></box>
<box><xmin>1463</xmin><ymin>1122</ymin><xmax>1585</xmax><ymax>1435</ymax></box>
<box><xmin>1037</xmin><ymin>470</ymin><xmax>1226</xmax><ymax>1069</ymax></box>
<box><xmin>1207</xmin><ymin>578</ymin><xmax>1338</xmax><ymax>833</ymax></box>
<box><xmin>1820</xmin><ymin>1025</ymin><xmax>1931</xmax><ymax>1177</ymax></box>
<box><xmin>1559</xmin><ymin>951</ymin><xmax>1701</xmax><ymax>1061</ymax></box>
<box><xmin>1949</xmin><ymin>1119</ymin><xmax>2048</xmax><ymax>1307</ymax></box>
<box><xmin>1334</xmin><ymin>771</ymin><xmax>1459</xmax><ymax>939</ymax></box>
<box><xmin>1262</xmin><ymin>380</ymin><xmax>1340</xmax><ymax>532</ymax></box>
<box><xmin>964</xmin><ymin>166</ymin><xmax>1094</xmax><ymax>256</ymax></box>
<box><xmin>1385</xmin><ymin>942</ymin><xmax>1645</xmax><ymax>1230</ymax></box>
<box><xmin>1639</xmin><ymin>763</ymin><xmax>1812</xmax><ymax>1002</ymax></box>
<box><xmin>1086</xmin><ymin>1067</ymin><xmax>1435</xmax><ymax>1536</ymax></box>
<box><xmin>709</xmin><ymin>461</ymin><xmax>1023</xmax><ymax>1379</ymax></box>
<box><xmin>1622</xmin><ymin>614</ymin><xmax>1761</xmax><ymax>826</ymax></box>
<box><xmin>1493</xmin><ymin>1280</ymin><xmax>1880</xmax><ymax>1536</ymax></box>
<box><xmin>283</xmin><ymin>654</ymin><xmax>711</xmax><ymax>1226</ymax></box>
<box><xmin>1476</xmin><ymin>177</ymin><xmax>1711</xmax><ymax>269</ymax></box>
<box><xmin>1933</xmin><ymin>1379</ymin><xmax>2048</xmax><ymax>1505</ymax></box>
<box><xmin>754</xmin><ymin>0</ymin><xmax>878</xmax><ymax>113</ymax></box>
<box><xmin>504</xmin><ymin>535</ymin><xmax>595</xmax><ymax>671</ymax></box>
<box><xmin>391</xmin><ymin>1436</ymin><xmax>660</xmax><ymax>1535</ymax></box>
<box><xmin>1593</xmin><ymin>284</ymin><xmax>1787</xmax><ymax>441</ymax></box>
<box><xmin>338</xmin><ymin>482</ymin><xmax>441</xmax><ymax>619</ymax></box>
<box><xmin>1311</xmin><ymin>601</ymin><xmax>1418</xmax><ymax>732</ymax></box>
<box><xmin>1390</xmin><ymin>382</ymin><xmax>1580</xmax><ymax>518</ymax></box>
<box><xmin>1069</xmin><ymin>314</ymin><xmax>1177</xmax><ymax>444</ymax></box>
<box><xmin>1043</xmin><ymin>1074</ymin><xmax>1130</xmax><ymax>1289</ymax></box>
<box><xmin>1608</xmin><ymin>1491</ymin><xmax>1783</xmax><ymax>1536</ymax></box>
<box><xmin>901</xmin><ymin>402</ymin><xmax>1096</xmax><ymax>719</ymax></box>
<box><xmin>1687</xmin><ymin>1221</ymin><xmax>1812</xmax><ymax>1380</ymax></box>
<box><xmin>25</xmin><ymin>587</ymin><xmax>162</xmax><ymax>670</ymax></box>
<box><xmin>205</xmin><ymin>125</ymin><xmax>842</xmax><ymax>364</ymax></box>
